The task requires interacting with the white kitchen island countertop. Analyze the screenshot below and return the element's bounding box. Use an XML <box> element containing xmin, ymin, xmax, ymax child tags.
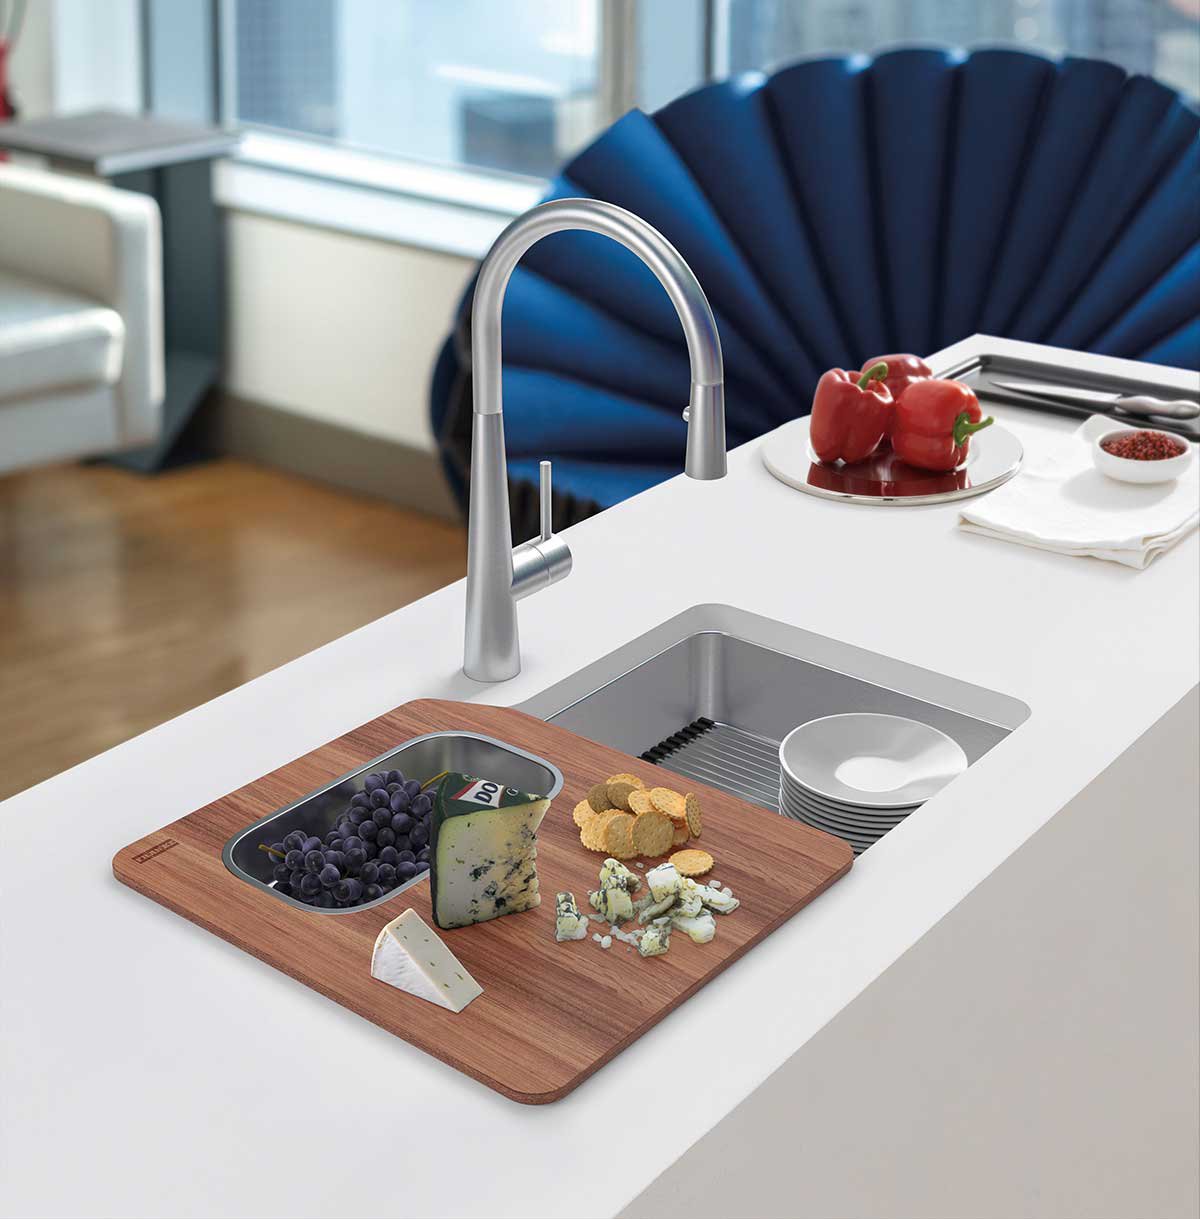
<box><xmin>2</xmin><ymin>341</ymin><xmax>1197</xmax><ymax>1219</ymax></box>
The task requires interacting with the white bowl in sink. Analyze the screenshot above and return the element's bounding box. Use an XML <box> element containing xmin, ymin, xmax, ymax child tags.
<box><xmin>779</xmin><ymin>712</ymin><xmax>968</xmax><ymax>808</ymax></box>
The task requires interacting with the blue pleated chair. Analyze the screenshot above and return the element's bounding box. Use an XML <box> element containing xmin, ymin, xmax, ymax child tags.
<box><xmin>431</xmin><ymin>48</ymin><xmax>1200</xmax><ymax>536</ymax></box>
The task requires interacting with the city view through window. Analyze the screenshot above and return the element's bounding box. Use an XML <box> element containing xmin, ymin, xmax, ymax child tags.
<box><xmin>227</xmin><ymin>0</ymin><xmax>1200</xmax><ymax>184</ymax></box>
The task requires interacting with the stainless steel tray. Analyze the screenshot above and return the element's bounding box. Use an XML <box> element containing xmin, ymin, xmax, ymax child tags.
<box><xmin>939</xmin><ymin>347</ymin><xmax>1200</xmax><ymax>442</ymax></box>
<box><xmin>221</xmin><ymin>731</ymin><xmax>563</xmax><ymax>915</ymax></box>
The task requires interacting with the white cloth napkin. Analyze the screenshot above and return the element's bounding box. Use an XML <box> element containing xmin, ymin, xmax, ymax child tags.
<box><xmin>959</xmin><ymin>415</ymin><xmax>1199</xmax><ymax>569</ymax></box>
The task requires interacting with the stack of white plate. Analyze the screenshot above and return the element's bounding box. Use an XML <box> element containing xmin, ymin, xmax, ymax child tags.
<box><xmin>778</xmin><ymin>713</ymin><xmax>968</xmax><ymax>853</ymax></box>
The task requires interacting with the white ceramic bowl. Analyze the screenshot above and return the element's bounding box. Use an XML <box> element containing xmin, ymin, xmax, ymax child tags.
<box><xmin>779</xmin><ymin>713</ymin><xmax>968</xmax><ymax>808</ymax></box>
<box><xmin>1092</xmin><ymin>429</ymin><xmax>1193</xmax><ymax>484</ymax></box>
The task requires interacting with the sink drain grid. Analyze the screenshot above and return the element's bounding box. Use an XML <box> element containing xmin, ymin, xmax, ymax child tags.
<box><xmin>640</xmin><ymin>718</ymin><xmax>782</xmax><ymax>812</ymax></box>
<box><xmin>640</xmin><ymin>718</ymin><xmax>883</xmax><ymax>854</ymax></box>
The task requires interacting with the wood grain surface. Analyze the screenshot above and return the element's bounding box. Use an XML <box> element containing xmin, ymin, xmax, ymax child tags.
<box><xmin>0</xmin><ymin>459</ymin><xmax>465</xmax><ymax>799</ymax></box>
<box><xmin>112</xmin><ymin>699</ymin><xmax>853</xmax><ymax>1103</ymax></box>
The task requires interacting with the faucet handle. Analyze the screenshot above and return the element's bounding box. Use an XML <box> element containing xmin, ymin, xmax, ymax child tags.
<box><xmin>511</xmin><ymin>458</ymin><xmax>572</xmax><ymax>601</ymax></box>
<box><xmin>539</xmin><ymin>459</ymin><xmax>553</xmax><ymax>542</ymax></box>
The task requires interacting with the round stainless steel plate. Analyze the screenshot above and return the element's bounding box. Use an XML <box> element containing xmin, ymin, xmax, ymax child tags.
<box><xmin>762</xmin><ymin>416</ymin><xmax>1023</xmax><ymax>506</ymax></box>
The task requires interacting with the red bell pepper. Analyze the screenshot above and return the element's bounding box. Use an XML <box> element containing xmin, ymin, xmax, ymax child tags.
<box><xmin>810</xmin><ymin>361</ymin><xmax>892</xmax><ymax>464</ymax></box>
<box><xmin>860</xmin><ymin>353</ymin><xmax>932</xmax><ymax>420</ymax></box>
<box><xmin>892</xmin><ymin>379</ymin><xmax>994</xmax><ymax>472</ymax></box>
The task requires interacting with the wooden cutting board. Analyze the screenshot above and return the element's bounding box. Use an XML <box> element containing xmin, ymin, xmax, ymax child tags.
<box><xmin>113</xmin><ymin>699</ymin><xmax>852</xmax><ymax>1103</ymax></box>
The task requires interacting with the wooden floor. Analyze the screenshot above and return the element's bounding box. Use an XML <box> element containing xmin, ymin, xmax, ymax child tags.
<box><xmin>0</xmin><ymin>459</ymin><xmax>466</xmax><ymax>801</ymax></box>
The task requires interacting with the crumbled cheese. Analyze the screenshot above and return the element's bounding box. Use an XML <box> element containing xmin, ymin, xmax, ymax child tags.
<box><xmin>600</xmin><ymin>935</ymin><xmax>612</xmax><ymax>949</ymax></box>
<box><xmin>554</xmin><ymin>891</ymin><xmax>589</xmax><ymax>941</ymax></box>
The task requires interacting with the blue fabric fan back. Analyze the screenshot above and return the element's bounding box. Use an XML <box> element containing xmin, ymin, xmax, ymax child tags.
<box><xmin>431</xmin><ymin>48</ymin><xmax>1200</xmax><ymax>534</ymax></box>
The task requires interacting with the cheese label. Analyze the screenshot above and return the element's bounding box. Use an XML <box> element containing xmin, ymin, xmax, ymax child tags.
<box><xmin>449</xmin><ymin>777</ymin><xmax>507</xmax><ymax>808</ymax></box>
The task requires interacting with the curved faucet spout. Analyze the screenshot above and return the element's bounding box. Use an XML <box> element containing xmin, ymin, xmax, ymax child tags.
<box><xmin>464</xmin><ymin>198</ymin><xmax>727</xmax><ymax>682</ymax></box>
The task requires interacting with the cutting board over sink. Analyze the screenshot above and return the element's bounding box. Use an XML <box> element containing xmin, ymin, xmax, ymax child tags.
<box><xmin>113</xmin><ymin>699</ymin><xmax>853</xmax><ymax>1103</ymax></box>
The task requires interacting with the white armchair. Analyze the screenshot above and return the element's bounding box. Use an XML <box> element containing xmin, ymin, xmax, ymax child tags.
<box><xmin>0</xmin><ymin>164</ymin><xmax>164</xmax><ymax>473</ymax></box>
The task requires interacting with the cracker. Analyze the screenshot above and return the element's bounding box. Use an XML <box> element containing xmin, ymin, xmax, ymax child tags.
<box><xmin>603</xmin><ymin>812</ymin><xmax>637</xmax><ymax>860</ymax></box>
<box><xmin>684</xmin><ymin>792</ymin><xmax>703</xmax><ymax>838</ymax></box>
<box><xmin>573</xmin><ymin>799</ymin><xmax>599</xmax><ymax>829</ymax></box>
<box><xmin>606</xmin><ymin>772</ymin><xmax>644</xmax><ymax>788</ymax></box>
<box><xmin>672</xmin><ymin>820</ymin><xmax>691</xmax><ymax>847</ymax></box>
<box><xmin>649</xmin><ymin>786</ymin><xmax>687</xmax><ymax>821</ymax></box>
<box><xmin>669</xmin><ymin>848</ymin><xmax>714</xmax><ymax>877</ymax></box>
<box><xmin>607</xmin><ymin>780</ymin><xmax>640</xmax><ymax>811</ymax></box>
<box><xmin>587</xmin><ymin>782</ymin><xmax>614</xmax><ymax>813</ymax></box>
<box><xmin>631</xmin><ymin>809</ymin><xmax>674</xmax><ymax>858</ymax></box>
<box><xmin>627</xmin><ymin>788</ymin><xmax>656</xmax><ymax>816</ymax></box>
<box><xmin>581</xmin><ymin>810</ymin><xmax>615</xmax><ymax>852</ymax></box>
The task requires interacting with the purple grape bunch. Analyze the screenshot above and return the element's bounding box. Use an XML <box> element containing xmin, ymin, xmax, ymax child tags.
<box><xmin>264</xmin><ymin>767</ymin><xmax>433</xmax><ymax>909</ymax></box>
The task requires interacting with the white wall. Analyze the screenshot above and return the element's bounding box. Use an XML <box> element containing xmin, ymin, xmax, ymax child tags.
<box><xmin>224</xmin><ymin>211</ymin><xmax>474</xmax><ymax>452</ymax></box>
<box><xmin>7</xmin><ymin>0</ymin><xmax>54</xmax><ymax>117</ymax></box>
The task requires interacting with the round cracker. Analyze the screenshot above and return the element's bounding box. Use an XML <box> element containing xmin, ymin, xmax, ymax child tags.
<box><xmin>671</xmin><ymin>820</ymin><xmax>691</xmax><ymax>847</ymax></box>
<box><xmin>649</xmin><ymin>786</ymin><xmax>687</xmax><ymax>821</ymax></box>
<box><xmin>603</xmin><ymin>812</ymin><xmax>637</xmax><ymax>860</ymax></box>
<box><xmin>631</xmin><ymin>809</ymin><xmax>673</xmax><ymax>858</ymax></box>
<box><xmin>587</xmin><ymin>782</ymin><xmax>614</xmax><ymax>813</ymax></box>
<box><xmin>581</xmin><ymin>810</ymin><xmax>616</xmax><ymax>852</ymax></box>
<box><xmin>607</xmin><ymin>780</ymin><xmax>640</xmax><ymax>811</ymax></box>
<box><xmin>669</xmin><ymin>848</ymin><xmax>714</xmax><ymax>877</ymax></box>
<box><xmin>685</xmin><ymin>792</ymin><xmax>703</xmax><ymax>838</ymax></box>
<box><xmin>606</xmin><ymin>772</ymin><xmax>644</xmax><ymax>788</ymax></box>
<box><xmin>627</xmin><ymin>788</ymin><xmax>656</xmax><ymax>816</ymax></box>
<box><xmin>573</xmin><ymin>798</ymin><xmax>599</xmax><ymax>829</ymax></box>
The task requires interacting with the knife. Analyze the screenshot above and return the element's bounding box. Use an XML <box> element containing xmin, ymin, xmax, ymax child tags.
<box><xmin>991</xmin><ymin>378</ymin><xmax>1200</xmax><ymax>421</ymax></box>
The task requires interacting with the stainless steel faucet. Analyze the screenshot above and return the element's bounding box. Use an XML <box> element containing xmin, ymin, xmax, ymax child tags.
<box><xmin>463</xmin><ymin>198</ymin><xmax>727</xmax><ymax>683</ymax></box>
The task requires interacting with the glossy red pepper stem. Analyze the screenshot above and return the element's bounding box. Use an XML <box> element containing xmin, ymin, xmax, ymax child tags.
<box><xmin>952</xmin><ymin>411</ymin><xmax>994</xmax><ymax>447</ymax></box>
<box><xmin>856</xmin><ymin>361</ymin><xmax>890</xmax><ymax>390</ymax></box>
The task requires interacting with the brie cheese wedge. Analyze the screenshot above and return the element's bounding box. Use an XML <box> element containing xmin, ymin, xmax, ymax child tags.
<box><xmin>370</xmin><ymin>908</ymin><xmax>483</xmax><ymax>1013</ymax></box>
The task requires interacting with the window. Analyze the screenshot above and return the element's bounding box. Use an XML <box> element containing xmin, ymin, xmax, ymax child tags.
<box><xmin>714</xmin><ymin>0</ymin><xmax>1200</xmax><ymax>101</ymax></box>
<box><xmin>223</xmin><ymin>0</ymin><xmax>607</xmax><ymax>182</ymax></box>
<box><xmin>213</xmin><ymin>0</ymin><xmax>1198</xmax><ymax>240</ymax></box>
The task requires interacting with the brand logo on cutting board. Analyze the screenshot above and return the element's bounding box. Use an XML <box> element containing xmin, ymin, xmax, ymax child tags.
<box><xmin>133</xmin><ymin>838</ymin><xmax>179</xmax><ymax>864</ymax></box>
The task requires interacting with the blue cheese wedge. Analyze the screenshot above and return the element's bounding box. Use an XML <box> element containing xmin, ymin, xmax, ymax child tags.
<box><xmin>370</xmin><ymin>908</ymin><xmax>482</xmax><ymax>1012</ymax></box>
<box><xmin>554</xmin><ymin>891</ymin><xmax>589</xmax><ymax>941</ymax></box>
<box><xmin>429</xmin><ymin>773</ymin><xmax>550</xmax><ymax>929</ymax></box>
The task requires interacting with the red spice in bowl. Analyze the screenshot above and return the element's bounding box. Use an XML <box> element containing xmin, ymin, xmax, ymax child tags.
<box><xmin>1100</xmin><ymin>430</ymin><xmax>1187</xmax><ymax>461</ymax></box>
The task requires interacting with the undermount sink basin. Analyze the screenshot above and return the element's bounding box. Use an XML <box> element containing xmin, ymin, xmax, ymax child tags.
<box><xmin>518</xmin><ymin>605</ymin><xmax>1030</xmax><ymax>852</ymax></box>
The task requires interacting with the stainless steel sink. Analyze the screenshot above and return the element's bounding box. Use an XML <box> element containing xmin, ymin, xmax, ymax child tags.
<box><xmin>518</xmin><ymin>605</ymin><xmax>1029</xmax><ymax>851</ymax></box>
